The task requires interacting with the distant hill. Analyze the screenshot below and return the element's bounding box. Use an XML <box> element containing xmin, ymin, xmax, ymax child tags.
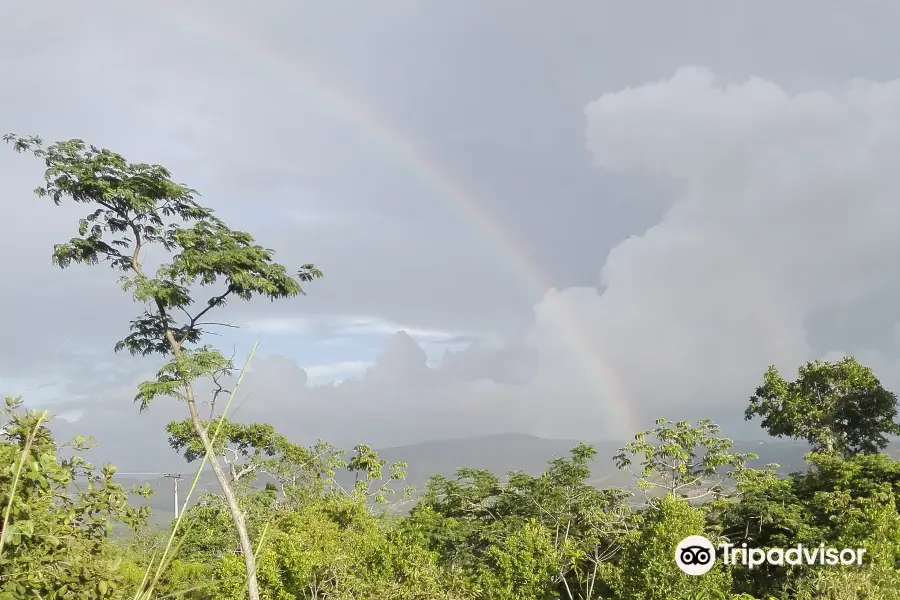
<box><xmin>107</xmin><ymin>433</ymin><xmax>892</xmax><ymax>526</ymax></box>
<box><xmin>375</xmin><ymin>434</ymin><xmax>834</xmax><ymax>484</ymax></box>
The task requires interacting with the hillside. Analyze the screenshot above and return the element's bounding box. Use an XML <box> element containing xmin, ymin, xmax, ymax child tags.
<box><xmin>109</xmin><ymin>433</ymin><xmax>860</xmax><ymax>525</ymax></box>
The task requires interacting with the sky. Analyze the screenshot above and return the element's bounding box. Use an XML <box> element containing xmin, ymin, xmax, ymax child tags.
<box><xmin>4</xmin><ymin>0</ymin><xmax>900</xmax><ymax>471</ymax></box>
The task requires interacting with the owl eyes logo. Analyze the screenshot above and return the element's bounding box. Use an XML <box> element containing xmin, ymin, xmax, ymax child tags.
<box><xmin>675</xmin><ymin>535</ymin><xmax>717</xmax><ymax>575</ymax></box>
<box><xmin>680</xmin><ymin>545</ymin><xmax>712</xmax><ymax>565</ymax></box>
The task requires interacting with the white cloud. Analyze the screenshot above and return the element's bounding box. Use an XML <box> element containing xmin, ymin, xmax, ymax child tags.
<box><xmin>243</xmin><ymin>317</ymin><xmax>315</xmax><ymax>336</ymax></box>
<box><xmin>304</xmin><ymin>360</ymin><xmax>372</xmax><ymax>380</ymax></box>
<box><xmin>329</xmin><ymin>316</ymin><xmax>476</xmax><ymax>342</ymax></box>
<box><xmin>244</xmin><ymin>313</ymin><xmax>482</xmax><ymax>345</ymax></box>
<box><xmin>55</xmin><ymin>409</ymin><xmax>84</xmax><ymax>423</ymax></box>
<box><xmin>565</xmin><ymin>66</ymin><xmax>900</xmax><ymax>414</ymax></box>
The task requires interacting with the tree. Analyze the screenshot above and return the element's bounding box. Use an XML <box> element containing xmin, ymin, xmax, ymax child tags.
<box><xmin>344</xmin><ymin>444</ymin><xmax>412</xmax><ymax>505</ymax></box>
<box><xmin>709</xmin><ymin>465</ymin><xmax>822</xmax><ymax>596</ymax></box>
<box><xmin>175</xmin><ymin>486</ymin><xmax>280</xmax><ymax>564</ymax></box>
<box><xmin>0</xmin><ymin>397</ymin><xmax>151</xmax><ymax>599</ymax></box>
<box><xmin>477</xmin><ymin>520</ymin><xmax>558</xmax><ymax>600</ymax></box>
<box><xmin>613</xmin><ymin>495</ymin><xmax>732</xmax><ymax>600</ymax></box>
<box><xmin>212</xmin><ymin>495</ymin><xmax>472</xmax><ymax>600</ymax></box>
<box><xmin>410</xmin><ymin>444</ymin><xmax>632</xmax><ymax>599</ymax></box>
<box><xmin>615</xmin><ymin>419</ymin><xmax>757</xmax><ymax>502</ymax></box>
<box><xmin>494</xmin><ymin>443</ymin><xmax>632</xmax><ymax>600</ymax></box>
<box><xmin>745</xmin><ymin>357</ymin><xmax>900</xmax><ymax>457</ymax></box>
<box><xmin>785</xmin><ymin>474</ymin><xmax>900</xmax><ymax>600</ymax></box>
<box><xmin>711</xmin><ymin>451</ymin><xmax>900</xmax><ymax>598</ymax></box>
<box><xmin>166</xmin><ymin>418</ymin><xmax>312</xmax><ymax>489</ymax></box>
<box><xmin>168</xmin><ymin>418</ymin><xmax>352</xmax><ymax>508</ymax></box>
<box><xmin>5</xmin><ymin>134</ymin><xmax>322</xmax><ymax>600</ymax></box>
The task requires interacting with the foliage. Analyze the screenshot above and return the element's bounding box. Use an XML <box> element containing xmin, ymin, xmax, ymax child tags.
<box><xmin>172</xmin><ymin>488</ymin><xmax>275</xmax><ymax>563</ymax></box>
<box><xmin>170</xmin><ymin>441</ymin><xmax>412</xmax><ymax>566</ymax></box>
<box><xmin>786</xmin><ymin>491</ymin><xmax>900</xmax><ymax>600</ymax></box>
<box><xmin>0</xmin><ymin>398</ymin><xmax>150</xmax><ymax>599</ymax></box>
<box><xmin>3</xmin><ymin>372</ymin><xmax>900</xmax><ymax>599</ymax></box>
<box><xmin>409</xmin><ymin>443</ymin><xmax>632</xmax><ymax>599</ymax></box>
<box><xmin>211</xmin><ymin>495</ymin><xmax>472</xmax><ymax>600</ymax></box>
<box><xmin>746</xmin><ymin>357</ymin><xmax>900</xmax><ymax>457</ymax></box>
<box><xmin>711</xmin><ymin>450</ymin><xmax>900</xmax><ymax>597</ymax></box>
<box><xmin>114</xmin><ymin>525</ymin><xmax>214</xmax><ymax>598</ymax></box>
<box><xmin>615</xmin><ymin>418</ymin><xmax>757</xmax><ymax>501</ymax></box>
<box><xmin>345</xmin><ymin>443</ymin><xmax>413</xmax><ymax>504</ymax></box>
<box><xmin>166</xmin><ymin>418</ymin><xmax>317</xmax><ymax>488</ymax></box>
<box><xmin>476</xmin><ymin>520</ymin><xmax>558</xmax><ymax>600</ymax></box>
<box><xmin>612</xmin><ymin>495</ymin><xmax>732</xmax><ymax>600</ymax></box>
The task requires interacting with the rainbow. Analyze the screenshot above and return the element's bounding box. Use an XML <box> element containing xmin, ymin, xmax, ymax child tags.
<box><xmin>146</xmin><ymin>2</ymin><xmax>640</xmax><ymax>435</ymax></box>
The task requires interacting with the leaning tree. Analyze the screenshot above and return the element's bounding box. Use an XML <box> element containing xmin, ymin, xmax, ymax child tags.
<box><xmin>5</xmin><ymin>134</ymin><xmax>322</xmax><ymax>600</ymax></box>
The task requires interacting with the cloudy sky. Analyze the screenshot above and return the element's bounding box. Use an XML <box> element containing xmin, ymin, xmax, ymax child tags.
<box><xmin>3</xmin><ymin>0</ymin><xmax>900</xmax><ymax>471</ymax></box>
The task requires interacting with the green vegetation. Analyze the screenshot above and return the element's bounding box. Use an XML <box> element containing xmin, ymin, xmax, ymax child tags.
<box><xmin>2</xmin><ymin>136</ymin><xmax>900</xmax><ymax>599</ymax></box>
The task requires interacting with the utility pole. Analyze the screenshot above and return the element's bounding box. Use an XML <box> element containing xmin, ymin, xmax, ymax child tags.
<box><xmin>163</xmin><ymin>473</ymin><xmax>184</xmax><ymax>519</ymax></box>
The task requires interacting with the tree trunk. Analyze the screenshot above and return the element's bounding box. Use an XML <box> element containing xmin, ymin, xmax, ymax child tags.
<box><xmin>186</xmin><ymin>395</ymin><xmax>261</xmax><ymax>600</ymax></box>
<box><xmin>154</xmin><ymin>298</ymin><xmax>261</xmax><ymax>600</ymax></box>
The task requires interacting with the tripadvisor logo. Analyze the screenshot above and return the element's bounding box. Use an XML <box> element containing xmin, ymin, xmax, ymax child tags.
<box><xmin>675</xmin><ymin>536</ymin><xmax>867</xmax><ymax>575</ymax></box>
<box><xmin>676</xmin><ymin>535</ymin><xmax>717</xmax><ymax>575</ymax></box>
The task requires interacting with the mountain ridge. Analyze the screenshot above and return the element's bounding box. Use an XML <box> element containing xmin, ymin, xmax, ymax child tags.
<box><xmin>99</xmin><ymin>431</ymin><xmax>847</xmax><ymax>524</ymax></box>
